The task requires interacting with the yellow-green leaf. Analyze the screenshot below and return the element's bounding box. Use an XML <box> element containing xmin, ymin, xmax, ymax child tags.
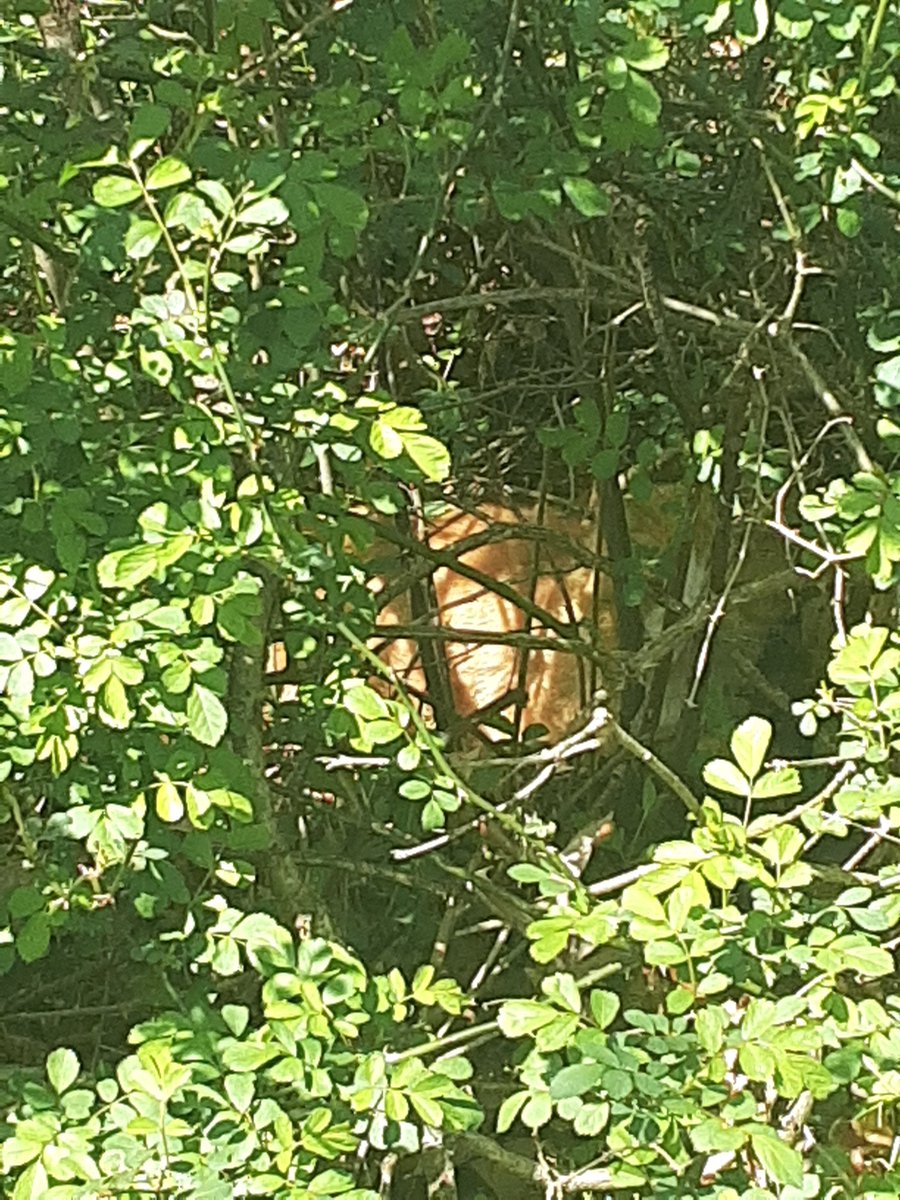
<box><xmin>97</xmin><ymin>535</ymin><xmax>193</xmax><ymax>589</ymax></box>
<box><xmin>125</xmin><ymin>218</ymin><xmax>163</xmax><ymax>260</ymax></box>
<box><xmin>146</xmin><ymin>157</ymin><xmax>191</xmax><ymax>191</ymax></box>
<box><xmin>100</xmin><ymin>674</ymin><xmax>132</xmax><ymax>728</ymax></box>
<box><xmin>731</xmin><ymin>715</ymin><xmax>771</xmax><ymax>780</ymax></box>
<box><xmin>703</xmin><ymin>758</ymin><xmax>749</xmax><ymax>796</ymax></box>
<box><xmin>402</xmin><ymin>431</ymin><xmax>451</xmax><ymax>482</ymax></box>
<box><xmin>187</xmin><ymin>682</ymin><xmax>227</xmax><ymax>747</ymax></box>
<box><xmin>155</xmin><ymin>781</ymin><xmax>183</xmax><ymax>823</ymax></box>
<box><xmin>93</xmin><ymin>175</ymin><xmax>142</xmax><ymax>208</ymax></box>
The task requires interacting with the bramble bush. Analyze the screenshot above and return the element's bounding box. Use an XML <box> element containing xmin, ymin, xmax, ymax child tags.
<box><xmin>1</xmin><ymin>0</ymin><xmax>898</xmax><ymax>1196</ymax></box>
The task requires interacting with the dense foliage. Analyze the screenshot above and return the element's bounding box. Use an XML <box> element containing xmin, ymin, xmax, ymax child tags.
<box><xmin>0</xmin><ymin>0</ymin><xmax>898</xmax><ymax>1196</ymax></box>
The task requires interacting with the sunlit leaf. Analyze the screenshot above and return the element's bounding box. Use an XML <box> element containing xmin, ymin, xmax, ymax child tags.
<box><xmin>124</xmin><ymin>219</ymin><xmax>162</xmax><ymax>260</ymax></box>
<box><xmin>731</xmin><ymin>715</ymin><xmax>771</xmax><ymax>780</ymax></box>
<box><xmin>703</xmin><ymin>758</ymin><xmax>749</xmax><ymax>797</ymax></box>
<box><xmin>46</xmin><ymin>1047</ymin><xmax>79</xmax><ymax>1095</ymax></box>
<box><xmin>187</xmin><ymin>682</ymin><xmax>228</xmax><ymax>747</ymax></box>
<box><xmin>622</xmin><ymin>36</ymin><xmax>669</xmax><ymax>71</ymax></box>
<box><xmin>236</xmin><ymin>196</ymin><xmax>290</xmax><ymax>226</ymax></box>
<box><xmin>401</xmin><ymin>432</ymin><xmax>451</xmax><ymax>481</ymax></box>
<box><xmin>93</xmin><ymin>175</ymin><xmax>142</xmax><ymax>208</ymax></box>
<box><xmin>749</xmin><ymin>1128</ymin><xmax>803</xmax><ymax>1187</ymax></box>
<box><xmin>155</xmin><ymin>781</ymin><xmax>184</xmax><ymax>823</ymax></box>
<box><xmin>496</xmin><ymin>1090</ymin><xmax>527</xmax><ymax>1133</ymax></box>
<box><xmin>97</xmin><ymin>536</ymin><xmax>194</xmax><ymax>589</ymax></box>
<box><xmin>146</xmin><ymin>157</ymin><xmax>192</xmax><ymax>190</ymax></box>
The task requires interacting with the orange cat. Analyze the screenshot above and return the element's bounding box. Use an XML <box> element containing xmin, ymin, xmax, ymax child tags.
<box><xmin>269</xmin><ymin>493</ymin><xmax>675</xmax><ymax>743</ymax></box>
<box><xmin>370</xmin><ymin>494</ymin><xmax>672</xmax><ymax>741</ymax></box>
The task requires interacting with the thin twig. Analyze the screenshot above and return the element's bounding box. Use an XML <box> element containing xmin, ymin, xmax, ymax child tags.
<box><xmin>611</xmin><ymin>717</ymin><xmax>702</xmax><ymax>816</ymax></box>
<box><xmin>850</xmin><ymin>158</ymin><xmax>900</xmax><ymax>209</ymax></box>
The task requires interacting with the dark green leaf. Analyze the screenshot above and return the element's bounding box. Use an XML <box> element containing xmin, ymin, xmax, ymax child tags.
<box><xmin>16</xmin><ymin>912</ymin><xmax>51</xmax><ymax>963</ymax></box>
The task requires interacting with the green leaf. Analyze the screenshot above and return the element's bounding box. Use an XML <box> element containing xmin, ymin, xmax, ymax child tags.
<box><xmin>399</xmin><ymin>778</ymin><xmax>431</xmax><ymax>801</ymax></box>
<box><xmin>829</xmin><ymin>936</ymin><xmax>893</xmax><ymax>977</ymax></box>
<box><xmin>223</xmin><ymin>232</ymin><xmax>264</xmax><ymax>255</ymax></box>
<box><xmin>161</xmin><ymin>660</ymin><xmax>191</xmax><ymax>694</ymax></box>
<box><xmin>97</xmin><ymin>536</ymin><xmax>193</xmax><ymax>589</ymax></box>
<box><xmin>562</xmin><ymin>176</ymin><xmax>610</xmax><ymax>218</ymax></box>
<box><xmin>125</xmin><ymin>218</ymin><xmax>163</xmax><ymax>260</ymax></box>
<box><xmin>520</xmin><ymin>1091</ymin><xmax>552</xmax><ymax>1130</ymax></box>
<box><xmin>100</xmin><ymin>674</ymin><xmax>133</xmax><ymax>728</ymax></box>
<box><xmin>591</xmin><ymin>447</ymin><xmax>619</xmax><ymax>481</ymax></box>
<box><xmin>622</xmin><ymin>36</ymin><xmax>669</xmax><ymax>72</ymax></box>
<box><xmin>836</xmin><ymin>206</ymin><xmax>861</xmax><ymax>238</ymax></box>
<box><xmin>9</xmin><ymin>1160</ymin><xmax>49</xmax><ymax>1199</ymax></box>
<box><xmin>402</xmin><ymin>432</ymin><xmax>451</xmax><ymax>481</ymax></box>
<box><xmin>344</xmin><ymin>684</ymin><xmax>389</xmax><ymax>720</ymax></box>
<box><xmin>370</xmin><ymin>419</ymin><xmax>404</xmax><ymax>460</ymax></box>
<box><xmin>211</xmin><ymin>936</ymin><xmax>242</xmax><ymax>977</ymax></box>
<box><xmin>749</xmin><ymin>1128</ymin><xmax>803</xmax><ymax>1187</ymax></box>
<box><xmin>0</xmin><ymin>329</ymin><xmax>33</xmax><ymax>396</ymax></box>
<box><xmin>601</xmin><ymin>1068</ymin><xmax>633</xmax><ymax>1100</ymax></box>
<box><xmin>146</xmin><ymin>157</ymin><xmax>192</xmax><ymax>191</ymax></box>
<box><xmin>0</xmin><ymin>631</ymin><xmax>22</xmax><ymax>661</ymax></box>
<box><xmin>510</xmin><ymin>862</ymin><xmax>555</xmax><ymax>885</ymax></box>
<box><xmin>703</xmin><ymin>758</ymin><xmax>749</xmax><ymax>796</ymax></box>
<box><xmin>312</xmin><ymin>182</ymin><xmax>370</xmax><ymax>231</ymax></box>
<box><xmin>208</xmin><ymin>788</ymin><xmax>253</xmax><ymax>822</ymax></box>
<box><xmin>112</xmin><ymin>656</ymin><xmax>144</xmax><ymax>685</ymax></box>
<box><xmin>380</xmin><ymin>405</ymin><xmax>426</xmax><ymax>431</ymax></box>
<box><xmin>397</xmin><ymin>743</ymin><xmax>421</xmax><ymax>770</ymax></box>
<box><xmin>16</xmin><ymin>912</ymin><xmax>51</xmax><ymax>963</ymax></box>
<box><xmin>191</xmin><ymin>594</ymin><xmax>216</xmax><ymax>625</ymax></box>
<box><xmin>422</xmin><ymin>798</ymin><xmax>445</xmax><ymax>831</ymax></box>
<box><xmin>197</xmin><ymin>179</ymin><xmax>234</xmax><ymax>216</ymax></box>
<box><xmin>187</xmin><ymin>682</ymin><xmax>228</xmax><ymax>747</ymax></box>
<box><xmin>751</xmin><ymin>767</ymin><xmax>802</xmax><ymax>800</ymax></box>
<box><xmin>128</xmin><ymin>103</ymin><xmax>171</xmax><ymax>160</ymax></box>
<box><xmin>573</xmin><ymin>1101</ymin><xmax>609</xmax><ymax>1136</ymax></box>
<box><xmin>731</xmin><ymin>715</ymin><xmax>771</xmax><ymax>780</ymax></box>
<box><xmin>589</xmin><ymin>989</ymin><xmax>620</xmax><ymax>1029</ymax></box>
<box><xmin>606</xmin><ymin>410</ymin><xmax>629</xmax><ymax>448</ymax></box>
<box><xmin>496</xmin><ymin>1090</ymin><xmax>528</xmax><ymax>1133</ymax></box>
<box><xmin>691</xmin><ymin>1118</ymin><xmax>747</xmax><ymax>1153</ymax></box>
<box><xmin>621</xmin><ymin>884</ymin><xmax>667</xmax><ymax>923</ymax></box>
<box><xmin>8</xmin><ymin>886</ymin><xmax>43</xmax><ymax>918</ymax></box>
<box><xmin>6</xmin><ymin>657</ymin><xmax>33</xmax><ymax>699</ymax></box>
<box><xmin>625</xmin><ymin>73</ymin><xmax>662</xmax><ymax>125</ymax></box>
<box><xmin>498</xmin><ymin>999</ymin><xmax>559</xmax><ymax>1038</ymax></box>
<box><xmin>851</xmin><ymin>131</ymin><xmax>880</xmax><ymax>159</ymax></box>
<box><xmin>93</xmin><ymin>175</ymin><xmax>142</xmax><ymax>208</ymax></box>
<box><xmin>775</xmin><ymin>3</ymin><xmax>813</xmax><ymax>38</ymax></box>
<box><xmin>155</xmin><ymin>781</ymin><xmax>184</xmax><ymax>823</ymax></box>
<box><xmin>236</xmin><ymin>196</ymin><xmax>290</xmax><ymax>226</ymax></box>
<box><xmin>46</xmin><ymin>1047</ymin><xmax>79</xmax><ymax>1095</ymax></box>
<box><xmin>224</xmin><ymin>1072</ymin><xmax>255</xmax><ymax>1113</ymax></box>
<box><xmin>165</xmin><ymin>192</ymin><xmax>217</xmax><ymax>235</ymax></box>
<box><xmin>138</xmin><ymin>343</ymin><xmax>174</xmax><ymax>384</ymax></box>
<box><xmin>549</xmin><ymin>1062</ymin><xmax>603</xmax><ymax>1099</ymax></box>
